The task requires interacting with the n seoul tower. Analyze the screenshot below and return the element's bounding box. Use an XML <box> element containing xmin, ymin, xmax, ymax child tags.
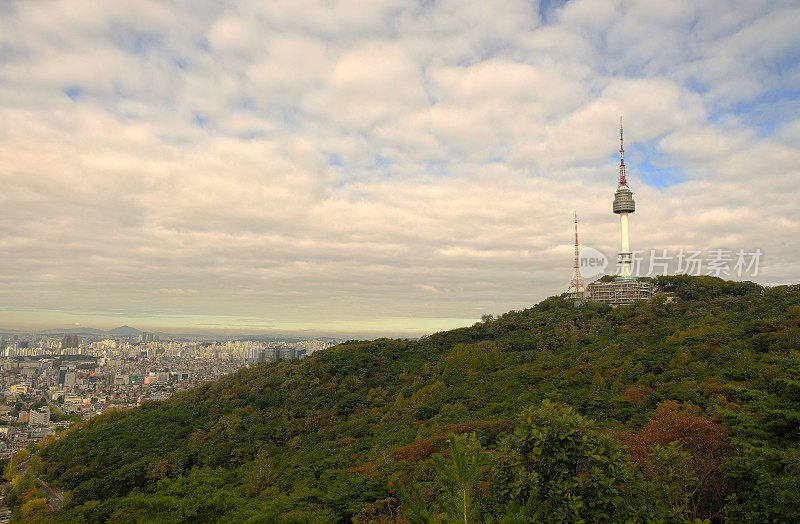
<box><xmin>613</xmin><ymin>117</ymin><xmax>636</xmax><ymax>281</ymax></box>
<box><xmin>585</xmin><ymin>119</ymin><xmax>653</xmax><ymax>304</ymax></box>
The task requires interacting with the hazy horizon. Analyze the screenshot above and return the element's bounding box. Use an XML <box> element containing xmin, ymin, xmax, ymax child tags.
<box><xmin>0</xmin><ymin>309</ymin><xmax>475</xmax><ymax>339</ymax></box>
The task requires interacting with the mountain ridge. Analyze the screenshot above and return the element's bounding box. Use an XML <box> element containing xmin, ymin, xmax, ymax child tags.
<box><xmin>10</xmin><ymin>276</ymin><xmax>800</xmax><ymax>522</ymax></box>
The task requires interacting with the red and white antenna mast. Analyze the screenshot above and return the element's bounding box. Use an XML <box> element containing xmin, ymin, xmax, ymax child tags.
<box><xmin>568</xmin><ymin>211</ymin><xmax>585</xmax><ymax>294</ymax></box>
<box><xmin>618</xmin><ymin>116</ymin><xmax>627</xmax><ymax>187</ymax></box>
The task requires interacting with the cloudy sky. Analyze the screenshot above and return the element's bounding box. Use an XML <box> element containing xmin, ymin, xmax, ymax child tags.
<box><xmin>1</xmin><ymin>0</ymin><xmax>799</xmax><ymax>336</ymax></box>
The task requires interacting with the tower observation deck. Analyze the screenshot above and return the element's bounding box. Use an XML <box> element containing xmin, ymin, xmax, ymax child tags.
<box><xmin>613</xmin><ymin>187</ymin><xmax>635</xmax><ymax>214</ymax></box>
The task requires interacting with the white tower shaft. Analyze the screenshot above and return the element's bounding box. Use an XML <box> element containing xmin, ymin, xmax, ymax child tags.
<box><xmin>619</xmin><ymin>212</ymin><xmax>631</xmax><ymax>279</ymax></box>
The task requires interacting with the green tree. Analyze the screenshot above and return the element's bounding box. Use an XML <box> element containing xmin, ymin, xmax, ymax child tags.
<box><xmin>435</xmin><ymin>434</ymin><xmax>482</xmax><ymax>524</ymax></box>
<box><xmin>393</xmin><ymin>480</ymin><xmax>434</xmax><ymax>524</ymax></box>
<box><xmin>641</xmin><ymin>442</ymin><xmax>697</xmax><ymax>522</ymax></box>
<box><xmin>491</xmin><ymin>401</ymin><xmax>640</xmax><ymax>522</ymax></box>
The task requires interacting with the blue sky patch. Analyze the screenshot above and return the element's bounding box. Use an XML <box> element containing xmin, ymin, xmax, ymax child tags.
<box><xmin>727</xmin><ymin>87</ymin><xmax>800</xmax><ymax>136</ymax></box>
<box><xmin>538</xmin><ymin>0</ymin><xmax>569</xmax><ymax>24</ymax></box>
<box><xmin>63</xmin><ymin>87</ymin><xmax>81</xmax><ymax>101</ymax></box>
<box><xmin>623</xmin><ymin>145</ymin><xmax>686</xmax><ymax>190</ymax></box>
<box><xmin>193</xmin><ymin>114</ymin><xmax>207</xmax><ymax>128</ymax></box>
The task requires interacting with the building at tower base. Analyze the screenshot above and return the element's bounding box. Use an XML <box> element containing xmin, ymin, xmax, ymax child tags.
<box><xmin>587</xmin><ymin>279</ymin><xmax>654</xmax><ymax>305</ymax></box>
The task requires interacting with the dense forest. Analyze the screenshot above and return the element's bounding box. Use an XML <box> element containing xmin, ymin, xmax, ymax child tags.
<box><xmin>4</xmin><ymin>276</ymin><xmax>800</xmax><ymax>522</ymax></box>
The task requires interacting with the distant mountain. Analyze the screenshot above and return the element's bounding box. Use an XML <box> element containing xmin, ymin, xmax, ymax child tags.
<box><xmin>39</xmin><ymin>325</ymin><xmax>145</xmax><ymax>337</ymax></box>
<box><xmin>106</xmin><ymin>325</ymin><xmax>144</xmax><ymax>336</ymax></box>
<box><xmin>6</xmin><ymin>326</ymin><xmax>345</xmax><ymax>341</ymax></box>
<box><xmin>39</xmin><ymin>327</ymin><xmax>106</xmax><ymax>336</ymax></box>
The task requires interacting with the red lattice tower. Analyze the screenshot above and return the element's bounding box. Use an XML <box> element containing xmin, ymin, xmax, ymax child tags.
<box><xmin>568</xmin><ymin>211</ymin><xmax>585</xmax><ymax>294</ymax></box>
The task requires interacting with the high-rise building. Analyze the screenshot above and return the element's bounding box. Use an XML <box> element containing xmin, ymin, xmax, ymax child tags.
<box><xmin>29</xmin><ymin>407</ymin><xmax>50</xmax><ymax>426</ymax></box>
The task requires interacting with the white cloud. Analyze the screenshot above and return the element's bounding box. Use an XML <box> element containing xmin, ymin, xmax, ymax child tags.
<box><xmin>0</xmin><ymin>0</ymin><xmax>798</xmax><ymax>334</ymax></box>
<box><xmin>312</xmin><ymin>41</ymin><xmax>429</xmax><ymax>128</ymax></box>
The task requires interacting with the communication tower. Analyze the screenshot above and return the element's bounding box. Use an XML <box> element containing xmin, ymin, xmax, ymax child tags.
<box><xmin>567</xmin><ymin>212</ymin><xmax>585</xmax><ymax>296</ymax></box>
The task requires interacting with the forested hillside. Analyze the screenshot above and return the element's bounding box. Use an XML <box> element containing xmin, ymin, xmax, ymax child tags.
<box><xmin>6</xmin><ymin>276</ymin><xmax>800</xmax><ymax>523</ymax></box>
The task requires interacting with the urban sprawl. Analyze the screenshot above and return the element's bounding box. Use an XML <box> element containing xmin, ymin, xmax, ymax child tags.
<box><xmin>0</xmin><ymin>331</ymin><xmax>338</xmax><ymax>459</ymax></box>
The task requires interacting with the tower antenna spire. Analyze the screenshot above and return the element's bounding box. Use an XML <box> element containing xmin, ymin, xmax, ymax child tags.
<box><xmin>619</xmin><ymin>116</ymin><xmax>627</xmax><ymax>187</ymax></box>
<box><xmin>568</xmin><ymin>211</ymin><xmax>585</xmax><ymax>295</ymax></box>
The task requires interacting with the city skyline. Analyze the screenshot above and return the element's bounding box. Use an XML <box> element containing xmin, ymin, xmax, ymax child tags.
<box><xmin>2</xmin><ymin>1</ymin><xmax>799</xmax><ymax>336</ymax></box>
